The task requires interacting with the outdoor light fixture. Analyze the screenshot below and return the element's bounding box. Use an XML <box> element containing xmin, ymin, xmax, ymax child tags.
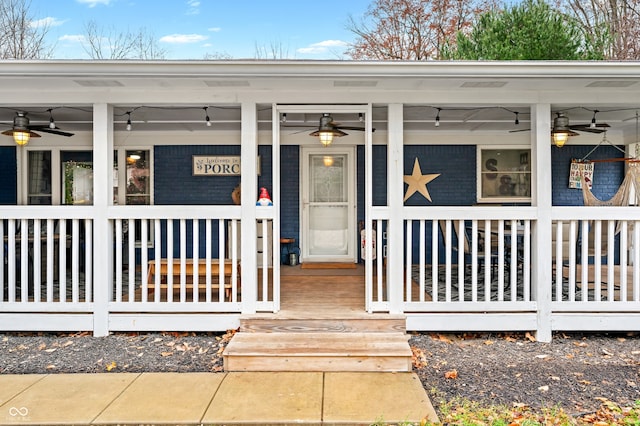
<box><xmin>48</xmin><ymin>109</ymin><xmax>56</xmax><ymax>129</ymax></box>
<box><xmin>203</xmin><ymin>107</ymin><xmax>212</xmax><ymax>127</ymax></box>
<box><xmin>1</xmin><ymin>112</ymin><xmax>40</xmax><ymax>146</ymax></box>
<box><xmin>310</xmin><ymin>114</ymin><xmax>347</xmax><ymax>147</ymax></box>
<box><xmin>514</xmin><ymin>111</ymin><xmax>520</xmax><ymax>125</ymax></box>
<box><xmin>126</xmin><ymin>112</ymin><xmax>132</xmax><ymax>131</ymax></box>
<box><xmin>434</xmin><ymin>108</ymin><xmax>441</xmax><ymax>127</ymax></box>
<box><xmin>590</xmin><ymin>110</ymin><xmax>598</xmax><ymax>129</ymax></box>
<box><xmin>551</xmin><ymin>112</ymin><xmax>578</xmax><ymax>148</ymax></box>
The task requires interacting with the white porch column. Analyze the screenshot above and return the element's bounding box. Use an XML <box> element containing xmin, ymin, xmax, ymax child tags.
<box><xmin>92</xmin><ymin>103</ymin><xmax>114</xmax><ymax>336</ymax></box>
<box><xmin>531</xmin><ymin>103</ymin><xmax>552</xmax><ymax>342</ymax></box>
<box><xmin>387</xmin><ymin>104</ymin><xmax>404</xmax><ymax>313</ymax></box>
<box><xmin>240</xmin><ymin>101</ymin><xmax>258</xmax><ymax>314</ymax></box>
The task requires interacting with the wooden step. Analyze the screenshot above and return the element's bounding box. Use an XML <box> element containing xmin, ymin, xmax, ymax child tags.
<box><xmin>223</xmin><ymin>332</ymin><xmax>412</xmax><ymax>372</ymax></box>
<box><xmin>240</xmin><ymin>314</ymin><xmax>406</xmax><ymax>334</ymax></box>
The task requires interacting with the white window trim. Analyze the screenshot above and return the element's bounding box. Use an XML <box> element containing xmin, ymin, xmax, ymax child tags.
<box><xmin>477</xmin><ymin>145</ymin><xmax>532</xmax><ymax>204</ymax></box>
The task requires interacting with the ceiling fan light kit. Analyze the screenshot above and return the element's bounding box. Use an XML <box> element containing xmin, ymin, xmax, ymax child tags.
<box><xmin>551</xmin><ymin>112</ymin><xmax>579</xmax><ymax>148</ymax></box>
<box><xmin>1</xmin><ymin>111</ymin><xmax>73</xmax><ymax>145</ymax></box>
<box><xmin>309</xmin><ymin>114</ymin><xmax>348</xmax><ymax>147</ymax></box>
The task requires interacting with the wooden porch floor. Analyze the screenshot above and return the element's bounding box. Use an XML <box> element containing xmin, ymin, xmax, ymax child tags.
<box><xmin>279</xmin><ymin>264</ymin><xmax>366</xmax><ymax>316</ymax></box>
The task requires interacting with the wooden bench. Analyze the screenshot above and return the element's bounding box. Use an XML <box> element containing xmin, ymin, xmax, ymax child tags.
<box><xmin>146</xmin><ymin>258</ymin><xmax>240</xmax><ymax>299</ymax></box>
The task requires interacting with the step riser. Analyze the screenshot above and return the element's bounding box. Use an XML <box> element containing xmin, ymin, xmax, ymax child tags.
<box><xmin>240</xmin><ymin>319</ymin><xmax>406</xmax><ymax>334</ymax></box>
<box><xmin>224</xmin><ymin>356</ymin><xmax>412</xmax><ymax>372</ymax></box>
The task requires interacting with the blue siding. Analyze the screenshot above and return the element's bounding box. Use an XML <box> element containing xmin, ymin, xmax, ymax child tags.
<box><xmin>551</xmin><ymin>145</ymin><xmax>625</xmax><ymax>206</ymax></box>
<box><xmin>0</xmin><ymin>147</ymin><xmax>16</xmax><ymax>204</ymax></box>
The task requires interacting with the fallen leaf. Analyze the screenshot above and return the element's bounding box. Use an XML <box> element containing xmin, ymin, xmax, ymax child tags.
<box><xmin>444</xmin><ymin>369</ymin><xmax>458</xmax><ymax>379</ymax></box>
<box><xmin>45</xmin><ymin>364</ymin><xmax>56</xmax><ymax>370</ymax></box>
<box><xmin>578</xmin><ymin>380</ymin><xmax>592</xmax><ymax>385</ymax></box>
<box><xmin>38</xmin><ymin>343</ymin><xmax>46</xmax><ymax>350</ymax></box>
<box><xmin>161</xmin><ymin>351</ymin><xmax>173</xmax><ymax>357</ymax></box>
<box><xmin>574</xmin><ymin>341</ymin><xmax>588</xmax><ymax>347</ymax></box>
<box><xmin>431</xmin><ymin>334</ymin><xmax>453</xmax><ymax>344</ymax></box>
<box><xmin>535</xmin><ymin>354</ymin><xmax>549</xmax><ymax>359</ymax></box>
<box><xmin>411</xmin><ymin>346</ymin><xmax>428</xmax><ymax>369</ymax></box>
<box><xmin>601</xmin><ymin>348</ymin><xmax>614</xmax><ymax>356</ymax></box>
<box><xmin>538</xmin><ymin>385</ymin><xmax>549</xmax><ymax>392</ymax></box>
<box><xmin>484</xmin><ymin>340</ymin><xmax>494</xmax><ymax>345</ymax></box>
<box><xmin>106</xmin><ymin>361</ymin><xmax>117</xmax><ymax>371</ymax></box>
<box><xmin>62</xmin><ymin>340</ymin><xmax>73</xmax><ymax>348</ymax></box>
<box><xmin>551</xmin><ymin>376</ymin><xmax>560</xmax><ymax>381</ymax></box>
<box><xmin>525</xmin><ymin>332</ymin><xmax>536</xmax><ymax>342</ymax></box>
<box><xmin>44</xmin><ymin>348</ymin><xmax>57</xmax><ymax>353</ymax></box>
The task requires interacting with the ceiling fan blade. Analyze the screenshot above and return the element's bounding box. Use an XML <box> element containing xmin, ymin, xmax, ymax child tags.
<box><xmin>334</xmin><ymin>126</ymin><xmax>376</xmax><ymax>132</ymax></box>
<box><xmin>32</xmin><ymin>126</ymin><xmax>74</xmax><ymax>137</ymax></box>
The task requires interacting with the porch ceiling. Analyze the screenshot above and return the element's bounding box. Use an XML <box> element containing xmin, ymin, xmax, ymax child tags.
<box><xmin>1</xmin><ymin>61</ymin><xmax>640</xmax><ymax>139</ymax></box>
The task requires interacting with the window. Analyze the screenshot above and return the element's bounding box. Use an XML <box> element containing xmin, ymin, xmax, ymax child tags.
<box><xmin>27</xmin><ymin>151</ymin><xmax>52</xmax><ymax>205</ymax></box>
<box><xmin>478</xmin><ymin>147</ymin><xmax>531</xmax><ymax>203</ymax></box>
<box><xmin>125</xmin><ymin>150</ymin><xmax>150</xmax><ymax>205</ymax></box>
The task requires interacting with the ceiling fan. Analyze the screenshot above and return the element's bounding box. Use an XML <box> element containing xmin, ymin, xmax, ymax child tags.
<box><xmin>282</xmin><ymin>113</ymin><xmax>373</xmax><ymax>147</ymax></box>
<box><xmin>1</xmin><ymin>111</ymin><xmax>74</xmax><ymax>145</ymax></box>
<box><xmin>510</xmin><ymin>112</ymin><xmax>611</xmax><ymax>134</ymax></box>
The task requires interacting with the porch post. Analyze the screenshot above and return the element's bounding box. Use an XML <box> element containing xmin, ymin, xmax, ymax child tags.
<box><xmin>92</xmin><ymin>103</ymin><xmax>114</xmax><ymax>337</ymax></box>
<box><xmin>240</xmin><ymin>101</ymin><xmax>258</xmax><ymax>314</ymax></box>
<box><xmin>387</xmin><ymin>104</ymin><xmax>404</xmax><ymax>313</ymax></box>
<box><xmin>531</xmin><ymin>103</ymin><xmax>553</xmax><ymax>342</ymax></box>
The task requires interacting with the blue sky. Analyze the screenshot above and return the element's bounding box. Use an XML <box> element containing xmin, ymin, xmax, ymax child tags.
<box><xmin>30</xmin><ymin>0</ymin><xmax>372</xmax><ymax>59</ymax></box>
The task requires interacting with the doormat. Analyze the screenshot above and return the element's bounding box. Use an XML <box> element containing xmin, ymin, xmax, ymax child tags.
<box><xmin>300</xmin><ymin>262</ymin><xmax>358</xmax><ymax>269</ymax></box>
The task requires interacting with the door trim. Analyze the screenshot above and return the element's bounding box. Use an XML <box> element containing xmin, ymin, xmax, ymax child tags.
<box><xmin>300</xmin><ymin>146</ymin><xmax>357</xmax><ymax>263</ymax></box>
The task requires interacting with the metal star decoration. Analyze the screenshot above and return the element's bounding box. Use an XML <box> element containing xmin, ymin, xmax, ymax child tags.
<box><xmin>403</xmin><ymin>158</ymin><xmax>440</xmax><ymax>202</ymax></box>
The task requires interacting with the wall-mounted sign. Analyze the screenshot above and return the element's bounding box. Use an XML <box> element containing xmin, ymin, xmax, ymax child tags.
<box><xmin>192</xmin><ymin>155</ymin><xmax>261</xmax><ymax>176</ymax></box>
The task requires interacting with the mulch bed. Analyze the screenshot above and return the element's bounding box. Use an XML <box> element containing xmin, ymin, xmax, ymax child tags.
<box><xmin>1</xmin><ymin>330</ymin><xmax>638</xmax><ymax>419</ymax></box>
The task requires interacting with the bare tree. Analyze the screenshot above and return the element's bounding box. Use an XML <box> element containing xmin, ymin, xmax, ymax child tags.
<box><xmin>346</xmin><ymin>0</ymin><xmax>498</xmax><ymax>60</ymax></box>
<box><xmin>565</xmin><ymin>0</ymin><xmax>640</xmax><ymax>59</ymax></box>
<box><xmin>203</xmin><ymin>51</ymin><xmax>233</xmax><ymax>60</ymax></box>
<box><xmin>0</xmin><ymin>0</ymin><xmax>51</xmax><ymax>59</ymax></box>
<box><xmin>254</xmin><ymin>41</ymin><xmax>291</xmax><ymax>59</ymax></box>
<box><xmin>82</xmin><ymin>20</ymin><xmax>166</xmax><ymax>60</ymax></box>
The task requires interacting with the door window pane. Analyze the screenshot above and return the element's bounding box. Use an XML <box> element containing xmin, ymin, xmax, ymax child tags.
<box><xmin>28</xmin><ymin>151</ymin><xmax>52</xmax><ymax>205</ymax></box>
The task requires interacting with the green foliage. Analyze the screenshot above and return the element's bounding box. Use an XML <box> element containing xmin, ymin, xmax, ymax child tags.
<box><xmin>445</xmin><ymin>0</ymin><xmax>604</xmax><ymax>60</ymax></box>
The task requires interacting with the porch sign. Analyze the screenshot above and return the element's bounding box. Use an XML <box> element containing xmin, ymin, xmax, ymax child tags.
<box><xmin>568</xmin><ymin>159</ymin><xmax>594</xmax><ymax>189</ymax></box>
<box><xmin>192</xmin><ymin>155</ymin><xmax>260</xmax><ymax>176</ymax></box>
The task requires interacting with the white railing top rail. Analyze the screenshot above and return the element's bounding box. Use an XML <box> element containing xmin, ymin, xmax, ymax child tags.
<box><xmin>0</xmin><ymin>206</ymin><xmax>94</xmax><ymax>219</ymax></box>
<box><xmin>552</xmin><ymin>206</ymin><xmax>640</xmax><ymax>221</ymax></box>
<box><xmin>400</xmin><ymin>206</ymin><xmax>536</xmax><ymax>221</ymax></box>
<box><xmin>107</xmin><ymin>205</ymin><xmax>242</xmax><ymax>220</ymax></box>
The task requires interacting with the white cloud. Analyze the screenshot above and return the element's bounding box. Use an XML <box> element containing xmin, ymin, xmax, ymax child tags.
<box><xmin>31</xmin><ymin>17</ymin><xmax>65</xmax><ymax>28</ymax></box>
<box><xmin>297</xmin><ymin>39</ymin><xmax>348</xmax><ymax>55</ymax></box>
<box><xmin>186</xmin><ymin>0</ymin><xmax>200</xmax><ymax>15</ymax></box>
<box><xmin>76</xmin><ymin>0</ymin><xmax>111</xmax><ymax>7</ymax></box>
<box><xmin>59</xmin><ymin>34</ymin><xmax>86</xmax><ymax>43</ymax></box>
<box><xmin>208</xmin><ymin>27</ymin><xmax>221</xmax><ymax>32</ymax></box>
<box><xmin>160</xmin><ymin>34</ymin><xmax>208</xmax><ymax>44</ymax></box>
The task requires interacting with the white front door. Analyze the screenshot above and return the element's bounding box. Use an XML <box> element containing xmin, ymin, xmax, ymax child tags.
<box><xmin>301</xmin><ymin>147</ymin><xmax>356</xmax><ymax>263</ymax></box>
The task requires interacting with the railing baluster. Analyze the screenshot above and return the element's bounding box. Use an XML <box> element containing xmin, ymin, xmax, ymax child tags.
<box><xmin>179</xmin><ymin>219</ymin><xmax>186</xmax><ymax>303</ymax></box>
<box><xmin>154</xmin><ymin>219</ymin><xmax>162</xmax><ymax>303</ymax></box>
<box><xmin>594</xmin><ymin>220</ymin><xmax>602</xmax><ymax>302</ymax></box>
<box><xmin>128</xmin><ymin>219</ymin><xmax>136</xmax><ymax>303</ymax></box>
<box><xmin>141</xmin><ymin>219</ymin><xmax>149</xmax><ymax>303</ymax></box>
<box><xmin>115</xmin><ymin>219</ymin><xmax>123</xmax><ymax>303</ymax></box>
<box><xmin>430</xmin><ymin>220</ymin><xmax>438</xmax><ymax>303</ymax></box>
<box><xmin>205</xmin><ymin>219</ymin><xmax>212</xmax><ymax>303</ymax></box>
<box><xmin>620</xmin><ymin>221</ymin><xmax>628</xmax><ymax>302</ymax></box>
<box><xmin>20</xmin><ymin>219</ymin><xmax>28</xmax><ymax>302</ymax></box>
<box><xmin>470</xmin><ymin>220</ymin><xmax>478</xmax><ymax>302</ymax></box>
<box><xmin>568</xmin><ymin>221</ymin><xmax>577</xmax><ymax>302</ymax></box>
<box><xmin>33</xmin><ymin>219</ymin><xmax>41</xmax><ymax>303</ymax></box>
<box><xmin>444</xmin><ymin>220</ymin><xmax>452</xmax><ymax>302</ymax></box>
<box><xmin>607</xmin><ymin>220</ymin><xmax>615</xmax><ymax>301</ymax></box>
<box><xmin>58</xmin><ymin>219</ymin><xmax>66</xmax><ymax>303</ymax></box>
<box><xmin>554</xmin><ymin>221</ymin><xmax>563</xmax><ymax>302</ymax></box>
<box><xmin>497</xmin><ymin>220</ymin><xmax>504</xmax><ymax>302</ymax></box>
<box><xmin>85</xmin><ymin>219</ymin><xmax>92</xmax><ymax>303</ymax></box>
<box><xmin>457</xmin><ymin>220</ymin><xmax>464</xmax><ymax>302</ymax></box>
<box><xmin>166</xmin><ymin>219</ymin><xmax>174</xmax><ymax>303</ymax></box>
<box><xmin>418</xmin><ymin>220</ymin><xmax>425</xmax><ymax>302</ymax></box>
<box><xmin>192</xmin><ymin>219</ymin><xmax>199</xmax><ymax>303</ymax></box>
<box><xmin>46</xmin><ymin>219</ymin><xmax>54</xmax><ymax>303</ymax></box>
<box><xmin>484</xmin><ymin>220</ymin><xmax>491</xmax><ymax>302</ymax></box>
<box><xmin>405</xmin><ymin>220</ymin><xmax>412</xmax><ymax>302</ymax></box>
<box><xmin>71</xmin><ymin>218</ymin><xmax>79</xmax><ymax>304</ymax></box>
<box><xmin>523</xmin><ymin>220</ymin><xmax>531</xmax><ymax>302</ymax></box>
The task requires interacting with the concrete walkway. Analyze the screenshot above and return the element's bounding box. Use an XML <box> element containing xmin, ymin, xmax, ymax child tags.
<box><xmin>0</xmin><ymin>371</ymin><xmax>438</xmax><ymax>425</ymax></box>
